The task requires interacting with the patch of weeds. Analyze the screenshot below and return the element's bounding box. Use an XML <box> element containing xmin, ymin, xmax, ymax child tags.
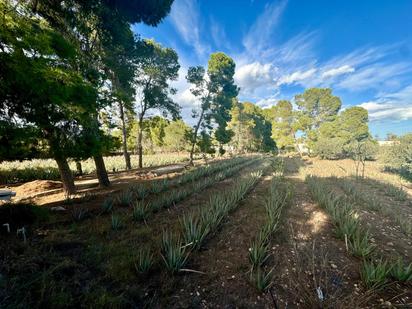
<box><xmin>361</xmin><ymin>259</ymin><xmax>391</xmax><ymax>290</ymax></box>
<box><xmin>130</xmin><ymin>184</ymin><xmax>149</xmax><ymax>200</ymax></box>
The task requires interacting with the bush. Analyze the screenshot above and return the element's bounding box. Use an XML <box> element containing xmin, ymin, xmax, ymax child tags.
<box><xmin>0</xmin><ymin>202</ymin><xmax>49</xmax><ymax>232</ymax></box>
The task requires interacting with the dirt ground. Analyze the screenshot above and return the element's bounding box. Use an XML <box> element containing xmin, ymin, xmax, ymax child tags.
<box><xmin>1</xmin><ymin>155</ymin><xmax>411</xmax><ymax>308</ymax></box>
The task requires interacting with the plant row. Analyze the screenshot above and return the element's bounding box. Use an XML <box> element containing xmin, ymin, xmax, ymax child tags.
<box><xmin>306</xmin><ymin>176</ymin><xmax>412</xmax><ymax>290</ymax></box>
<box><xmin>159</xmin><ymin>169</ymin><xmax>263</xmax><ymax>273</ymax></box>
<box><xmin>338</xmin><ymin>179</ymin><xmax>412</xmax><ymax>236</ymax></box>
<box><xmin>249</xmin><ymin>176</ymin><xmax>293</xmax><ymax>292</ymax></box>
<box><xmin>128</xmin><ymin>156</ymin><xmax>252</xmax><ymax>200</ymax></box>
<box><xmin>103</xmin><ymin>157</ymin><xmax>261</xmax><ymax>225</ymax></box>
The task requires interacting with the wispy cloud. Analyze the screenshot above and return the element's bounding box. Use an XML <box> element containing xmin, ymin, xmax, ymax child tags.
<box><xmin>277</xmin><ymin>68</ymin><xmax>317</xmax><ymax>86</ymax></box>
<box><xmin>321</xmin><ymin>65</ymin><xmax>355</xmax><ymax>79</ymax></box>
<box><xmin>210</xmin><ymin>17</ymin><xmax>231</xmax><ymax>50</ymax></box>
<box><xmin>242</xmin><ymin>0</ymin><xmax>288</xmax><ymax>56</ymax></box>
<box><xmin>169</xmin><ymin>0</ymin><xmax>210</xmax><ymax>58</ymax></box>
<box><xmin>358</xmin><ymin>84</ymin><xmax>412</xmax><ymax>121</ymax></box>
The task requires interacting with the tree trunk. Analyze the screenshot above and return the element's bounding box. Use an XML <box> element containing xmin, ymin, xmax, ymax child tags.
<box><xmin>94</xmin><ymin>155</ymin><xmax>110</xmax><ymax>187</ymax></box>
<box><xmin>119</xmin><ymin>101</ymin><xmax>131</xmax><ymax>170</ymax></box>
<box><xmin>189</xmin><ymin>109</ymin><xmax>205</xmax><ymax>165</ymax></box>
<box><xmin>55</xmin><ymin>156</ymin><xmax>76</xmax><ymax>195</ymax></box>
<box><xmin>75</xmin><ymin>161</ymin><xmax>83</xmax><ymax>176</ymax></box>
<box><xmin>137</xmin><ymin>115</ymin><xmax>144</xmax><ymax>169</ymax></box>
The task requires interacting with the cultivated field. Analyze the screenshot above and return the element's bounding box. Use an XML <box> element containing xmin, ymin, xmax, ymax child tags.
<box><xmin>1</xmin><ymin>155</ymin><xmax>411</xmax><ymax>308</ymax></box>
<box><xmin>0</xmin><ymin>153</ymin><xmax>198</xmax><ymax>184</ymax></box>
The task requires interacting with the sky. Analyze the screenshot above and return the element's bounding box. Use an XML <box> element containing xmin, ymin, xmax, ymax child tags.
<box><xmin>132</xmin><ymin>0</ymin><xmax>412</xmax><ymax>139</ymax></box>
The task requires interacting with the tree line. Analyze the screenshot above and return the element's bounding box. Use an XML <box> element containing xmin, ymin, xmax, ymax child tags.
<box><xmin>1</xmin><ymin>0</ymin><xmax>380</xmax><ymax>195</ymax></box>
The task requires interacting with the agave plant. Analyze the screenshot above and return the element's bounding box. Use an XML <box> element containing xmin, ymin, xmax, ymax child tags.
<box><xmin>161</xmin><ymin>231</ymin><xmax>188</xmax><ymax>274</ymax></box>
<box><xmin>348</xmin><ymin>230</ymin><xmax>375</xmax><ymax>258</ymax></box>
<box><xmin>111</xmin><ymin>215</ymin><xmax>123</xmax><ymax>231</ymax></box>
<box><xmin>361</xmin><ymin>259</ymin><xmax>391</xmax><ymax>290</ymax></box>
<box><xmin>117</xmin><ymin>191</ymin><xmax>133</xmax><ymax>207</ymax></box>
<box><xmin>181</xmin><ymin>214</ymin><xmax>209</xmax><ymax>250</ymax></box>
<box><xmin>134</xmin><ymin>248</ymin><xmax>154</xmax><ymax>274</ymax></box>
<box><xmin>101</xmin><ymin>197</ymin><xmax>114</xmax><ymax>214</ymax></box>
<box><xmin>132</xmin><ymin>201</ymin><xmax>149</xmax><ymax>222</ymax></box>
<box><xmin>249</xmin><ymin>240</ymin><xmax>270</xmax><ymax>268</ymax></box>
<box><xmin>71</xmin><ymin>206</ymin><xmax>89</xmax><ymax>222</ymax></box>
<box><xmin>249</xmin><ymin>266</ymin><xmax>274</xmax><ymax>292</ymax></box>
<box><xmin>390</xmin><ymin>258</ymin><xmax>412</xmax><ymax>282</ymax></box>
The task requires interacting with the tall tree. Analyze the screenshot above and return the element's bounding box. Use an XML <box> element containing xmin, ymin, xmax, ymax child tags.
<box><xmin>186</xmin><ymin>52</ymin><xmax>238</xmax><ymax>163</ymax></box>
<box><xmin>163</xmin><ymin>120</ymin><xmax>192</xmax><ymax>152</ymax></box>
<box><xmin>134</xmin><ymin>39</ymin><xmax>180</xmax><ymax>168</ymax></box>
<box><xmin>264</xmin><ymin>100</ymin><xmax>295</xmax><ymax>151</ymax></box>
<box><xmin>295</xmin><ymin>88</ymin><xmax>342</xmax><ymax>152</ymax></box>
<box><xmin>0</xmin><ymin>1</ymin><xmax>98</xmax><ymax>194</ymax></box>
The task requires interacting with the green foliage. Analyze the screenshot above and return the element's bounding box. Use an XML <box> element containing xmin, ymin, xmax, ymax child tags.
<box><xmin>228</xmin><ymin>101</ymin><xmax>276</xmax><ymax>153</ymax></box>
<box><xmin>134</xmin><ymin>248</ymin><xmax>154</xmax><ymax>274</ymax></box>
<box><xmin>160</xmin><ymin>231</ymin><xmax>188</xmax><ymax>273</ymax></box>
<box><xmin>117</xmin><ymin>191</ymin><xmax>133</xmax><ymax>207</ymax></box>
<box><xmin>0</xmin><ymin>202</ymin><xmax>49</xmax><ymax>230</ymax></box>
<box><xmin>111</xmin><ymin>215</ymin><xmax>123</xmax><ymax>231</ymax></box>
<box><xmin>249</xmin><ymin>267</ymin><xmax>274</xmax><ymax>292</ymax></box>
<box><xmin>381</xmin><ymin>133</ymin><xmax>412</xmax><ymax>182</ymax></box>
<box><xmin>249</xmin><ymin>240</ymin><xmax>270</xmax><ymax>268</ymax></box>
<box><xmin>264</xmin><ymin>100</ymin><xmax>295</xmax><ymax>151</ymax></box>
<box><xmin>102</xmin><ymin>197</ymin><xmax>115</xmax><ymax>214</ymax></box>
<box><xmin>70</xmin><ymin>206</ymin><xmax>89</xmax><ymax>222</ymax></box>
<box><xmin>390</xmin><ymin>258</ymin><xmax>412</xmax><ymax>282</ymax></box>
<box><xmin>295</xmin><ymin>88</ymin><xmax>342</xmax><ymax>151</ymax></box>
<box><xmin>361</xmin><ymin>259</ymin><xmax>391</xmax><ymax>290</ymax></box>
<box><xmin>181</xmin><ymin>214</ymin><xmax>210</xmax><ymax>250</ymax></box>
<box><xmin>348</xmin><ymin>230</ymin><xmax>375</xmax><ymax>258</ymax></box>
<box><xmin>132</xmin><ymin>201</ymin><xmax>149</xmax><ymax>222</ymax></box>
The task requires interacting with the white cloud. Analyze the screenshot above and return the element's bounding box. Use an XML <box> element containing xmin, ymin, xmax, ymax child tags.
<box><xmin>358</xmin><ymin>85</ymin><xmax>412</xmax><ymax>121</ymax></box>
<box><xmin>210</xmin><ymin>18</ymin><xmax>230</xmax><ymax>50</ymax></box>
<box><xmin>276</xmin><ymin>68</ymin><xmax>317</xmax><ymax>86</ymax></box>
<box><xmin>169</xmin><ymin>0</ymin><xmax>209</xmax><ymax>57</ymax></box>
<box><xmin>235</xmin><ymin>62</ymin><xmax>277</xmax><ymax>94</ymax></box>
<box><xmin>321</xmin><ymin>65</ymin><xmax>355</xmax><ymax>79</ymax></box>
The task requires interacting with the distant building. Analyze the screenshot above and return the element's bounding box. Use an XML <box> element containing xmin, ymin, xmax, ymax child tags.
<box><xmin>377</xmin><ymin>140</ymin><xmax>399</xmax><ymax>146</ymax></box>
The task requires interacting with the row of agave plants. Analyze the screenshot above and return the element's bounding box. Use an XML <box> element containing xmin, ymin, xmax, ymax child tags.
<box><xmin>337</xmin><ymin>178</ymin><xmax>412</xmax><ymax>236</ymax></box>
<box><xmin>106</xmin><ymin>157</ymin><xmax>261</xmax><ymax>228</ymax></box>
<box><xmin>248</xmin><ymin>167</ymin><xmax>292</xmax><ymax>291</ymax></box>
<box><xmin>306</xmin><ymin>176</ymin><xmax>412</xmax><ymax>290</ymax></box>
<box><xmin>98</xmin><ymin>156</ymin><xmax>261</xmax><ymax>223</ymax></box>
<box><xmin>132</xmin><ymin>159</ymin><xmax>267</xmax><ymax>275</ymax></box>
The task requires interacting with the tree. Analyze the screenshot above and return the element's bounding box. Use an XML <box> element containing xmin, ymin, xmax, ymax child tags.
<box><xmin>346</xmin><ymin>140</ymin><xmax>378</xmax><ymax>178</ymax></box>
<box><xmin>134</xmin><ymin>39</ymin><xmax>180</xmax><ymax>168</ymax></box>
<box><xmin>186</xmin><ymin>52</ymin><xmax>238</xmax><ymax>164</ymax></box>
<box><xmin>228</xmin><ymin>101</ymin><xmax>275</xmax><ymax>153</ymax></box>
<box><xmin>315</xmin><ymin>106</ymin><xmax>371</xmax><ymax>159</ymax></box>
<box><xmin>295</xmin><ymin>88</ymin><xmax>342</xmax><ymax>152</ymax></box>
<box><xmin>163</xmin><ymin>120</ymin><xmax>192</xmax><ymax>152</ymax></box>
<box><xmin>381</xmin><ymin>134</ymin><xmax>412</xmax><ymax>181</ymax></box>
<box><xmin>0</xmin><ymin>2</ymin><xmax>98</xmax><ymax>194</ymax></box>
<box><xmin>264</xmin><ymin>100</ymin><xmax>295</xmax><ymax>151</ymax></box>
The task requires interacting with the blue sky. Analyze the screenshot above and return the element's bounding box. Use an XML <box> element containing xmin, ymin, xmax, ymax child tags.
<box><xmin>133</xmin><ymin>0</ymin><xmax>412</xmax><ymax>139</ymax></box>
